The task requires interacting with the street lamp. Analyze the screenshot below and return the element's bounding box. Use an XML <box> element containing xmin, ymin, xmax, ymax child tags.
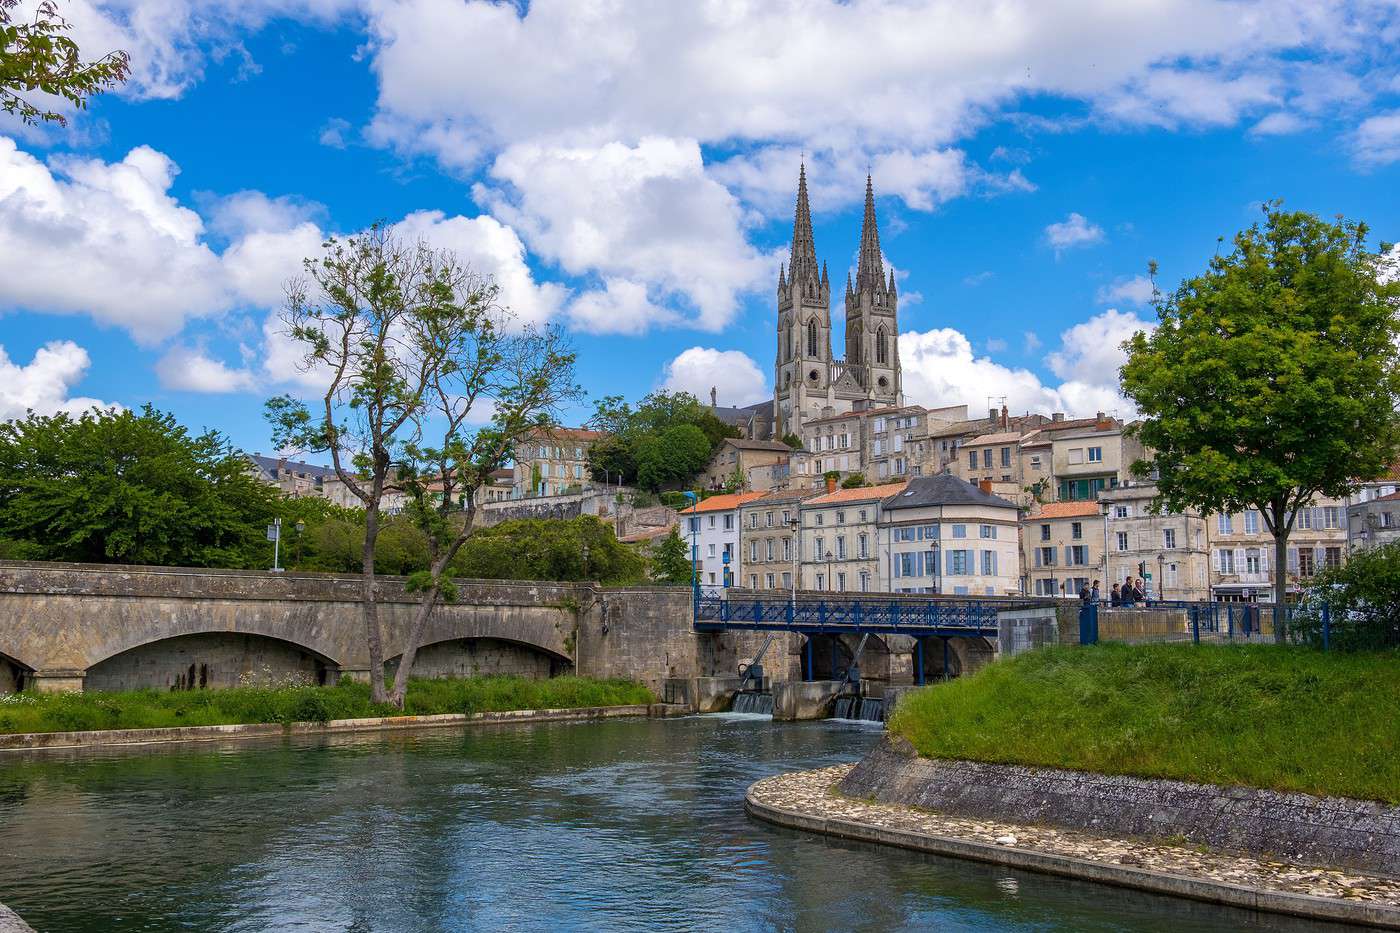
<box><xmin>294</xmin><ymin>520</ymin><xmax>305</xmax><ymax>569</ymax></box>
<box><xmin>787</xmin><ymin>514</ymin><xmax>800</xmax><ymax>614</ymax></box>
<box><xmin>581</xmin><ymin>543</ymin><xmax>590</xmax><ymax>581</ymax></box>
<box><xmin>267</xmin><ymin>517</ymin><xmax>284</xmax><ymax>573</ymax></box>
<box><xmin>825</xmin><ymin>549</ymin><xmax>835</xmax><ymax>592</ymax></box>
<box><xmin>1156</xmin><ymin>552</ymin><xmax>1166</xmax><ymax>601</ymax></box>
<box><xmin>681</xmin><ymin>491</ymin><xmax>699</xmax><ymax>596</ymax></box>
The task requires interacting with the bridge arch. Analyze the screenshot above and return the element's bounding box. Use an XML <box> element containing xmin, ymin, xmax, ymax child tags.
<box><xmin>801</xmin><ymin>633</ymin><xmax>891</xmax><ymax>683</ymax></box>
<box><xmin>916</xmin><ymin>635</ymin><xmax>995</xmax><ymax>681</ymax></box>
<box><xmin>85</xmin><ymin>632</ymin><xmax>341</xmax><ymax>692</ymax></box>
<box><xmin>384</xmin><ymin>636</ymin><xmax>571</xmax><ymax>681</ymax></box>
<box><xmin>0</xmin><ymin>651</ymin><xmax>33</xmax><ymax>693</ymax></box>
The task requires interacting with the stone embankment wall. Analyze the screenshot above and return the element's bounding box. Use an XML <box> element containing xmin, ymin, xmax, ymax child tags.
<box><xmin>841</xmin><ymin>737</ymin><xmax>1400</xmax><ymax>875</ymax></box>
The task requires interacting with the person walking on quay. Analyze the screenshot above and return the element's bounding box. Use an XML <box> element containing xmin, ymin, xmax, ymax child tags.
<box><xmin>1090</xmin><ymin>579</ymin><xmax>1101</xmax><ymax>604</ymax></box>
<box><xmin>1078</xmin><ymin>582</ymin><xmax>1091</xmax><ymax>604</ymax></box>
<box><xmin>1134</xmin><ymin>578</ymin><xmax>1148</xmax><ymax>603</ymax></box>
<box><xmin>1122</xmin><ymin>575</ymin><xmax>1137</xmax><ymax>606</ymax></box>
<box><xmin>1110</xmin><ymin>583</ymin><xmax>1122</xmax><ymax>607</ymax></box>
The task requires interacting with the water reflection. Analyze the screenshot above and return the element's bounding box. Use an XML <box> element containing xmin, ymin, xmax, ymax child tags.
<box><xmin>0</xmin><ymin>717</ymin><xmax>1355</xmax><ymax>932</ymax></box>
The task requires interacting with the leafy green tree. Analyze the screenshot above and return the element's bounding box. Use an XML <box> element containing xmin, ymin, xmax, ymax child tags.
<box><xmin>841</xmin><ymin>473</ymin><xmax>868</xmax><ymax>489</ymax></box>
<box><xmin>0</xmin><ymin>406</ymin><xmax>278</xmax><ymax>567</ymax></box>
<box><xmin>1299</xmin><ymin>542</ymin><xmax>1400</xmax><ymax>651</ymax></box>
<box><xmin>635</xmin><ymin>423</ymin><xmax>711</xmax><ymax>491</ymax></box>
<box><xmin>1122</xmin><ymin>204</ymin><xmax>1400</xmax><ymax>617</ymax></box>
<box><xmin>1</xmin><ymin>0</ymin><xmax>129</xmax><ymax>126</ymax></box>
<box><xmin>651</xmin><ymin>526</ymin><xmax>693</xmax><ymax>585</ymax></box>
<box><xmin>456</xmin><ymin>516</ymin><xmax>644</xmax><ymax>585</ymax></box>
<box><xmin>586</xmin><ymin>390</ymin><xmax>739</xmax><ymax>487</ymax></box>
<box><xmin>781</xmin><ymin>432</ymin><xmax>803</xmax><ymax>450</ymax></box>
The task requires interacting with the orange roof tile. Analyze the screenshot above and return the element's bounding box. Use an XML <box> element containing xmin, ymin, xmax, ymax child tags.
<box><xmin>1031</xmin><ymin>500</ymin><xmax>1103</xmax><ymax>519</ymax></box>
<box><xmin>806</xmin><ymin>481</ymin><xmax>909</xmax><ymax>505</ymax></box>
<box><xmin>680</xmin><ymin>491</ymin><xmax>767</xmax><ymax>514</ymax></box>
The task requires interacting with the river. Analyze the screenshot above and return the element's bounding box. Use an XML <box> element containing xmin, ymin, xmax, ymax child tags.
<box><xmin>0</xmin><ymin>715</ymin><xmax>1353</xmax><ymax>932</ymax></box>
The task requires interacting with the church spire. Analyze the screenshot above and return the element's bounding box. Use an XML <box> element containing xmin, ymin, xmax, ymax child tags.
<box><xmin>789</xmin><ymin>162</ymin><xmax>818</xmax><ymax>284</ymax></box>
<box><xmin>857</xmin><ymin>174</ymin><xmax>883</xmax><ymax>292</ymax></box>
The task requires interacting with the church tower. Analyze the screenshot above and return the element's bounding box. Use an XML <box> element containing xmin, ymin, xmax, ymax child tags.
<box><xmin>843</xmin><ymin>175</ymin><xmax>901</xmax><ymax>403</ymax></box>
<box><xmin>774</xmin><ymin>163</ymin><xmax>832</xmax><ymax>436</ymax></box>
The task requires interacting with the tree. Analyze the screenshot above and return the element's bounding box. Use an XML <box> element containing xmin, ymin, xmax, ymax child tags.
<box><xmin>1299</xmin><ymin>542</ymin><xmax>1400</xmax><ymax>651</ymax></box>
<box><xmin>585</xmin><ymin>390</ymin><xmax>739</xmax><ymax>487</ymax></box>
<box><xmin>781</xmin><ymin>432</ymin><xmax>803</xmax><ymax>450</ymax></box>
<box><xmin>723</xmin><ymin>466</ymin><xmax>747</xmax><ymax>493</ymax></box>
<box><xmin>456</xmin><ymin>516</ymin><xmax>645</xmax><ymax>585</ymax></box>
<box><xmin>1121</xmin><ymin>204</ymin><xmax>1400</xmax><ymax>621</ymax></box>
<box><xmin>1</xmin><ymin>0</ymin><xmax>129</xmax><ymax>127</ymax></box>
<box><xmin>0</xmin><ymin>405</ymin><xmax>278</xmax><ymax>567</ymax></box>
<box><xmin>635</xmin><ymin>423</ymin><xmax>711</xmax><ymax>491</ymax></box>
<box><xmin>267</xmin><ymin>226</ymin><xmax>465</xmax><ymax>704</ymax></box>
<box><xmin>651</xmin><ymin>526</ymin><xmax>693</xmax><ymax>585</ymax></box>
<box><xmin>841</xmin><ymin>473</ymin><xmax>868</xmax><ymax>489</ymax></box>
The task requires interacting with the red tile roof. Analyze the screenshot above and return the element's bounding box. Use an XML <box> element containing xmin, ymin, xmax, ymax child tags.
<box><xmin>680</xmin><ymin>491</ymin><xmax>767</xmax><ymax>514</ymax></box>
<box><xmin>1030</xmin><ymin>501</ymin><xmax>1103</xmax><ymax>519</ymax></box>
<box><xmin>805</xmin><ymin>481</ymin><xmax>909</xmax><ymax>505</ymax></box>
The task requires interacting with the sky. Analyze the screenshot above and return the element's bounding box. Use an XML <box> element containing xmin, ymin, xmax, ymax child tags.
<box><xmin>2</xmin><ymin>0</ymin><xmax>1399</xmax><ymax>457</ymax></box>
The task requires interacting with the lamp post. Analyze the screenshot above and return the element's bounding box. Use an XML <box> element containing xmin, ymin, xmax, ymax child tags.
<box><xmin>787</xmin><ymin>514</ymin><xmax>800</xmax><ymax>615</ymax></box>
<box><xmin>582</xmin><ymin>543</ymin><xmax>590</xmax><ymax>581</ymax></box>
<box><xmin>681</xmin><ymin>491</ymin><xmax>699</xmax><ymax>596</ymax></box>
<box><xmin>1157</xmin><ymin>552</ymin><xmax>1166</xmax><ymax>601</ymax></box>
<box><xmin>267</xmin><ymin>517</ymin><xmax>284</xmax><ymax>573</ymax></box>
<box><xmin>294</xmin><ymin>520</ymin><xmax>305</xmax><ymax>569</ymax></box>
<box><xmin>825</xmin><ymin>549</ymin><xmax>835</xmax><ymax>592</ymax></box>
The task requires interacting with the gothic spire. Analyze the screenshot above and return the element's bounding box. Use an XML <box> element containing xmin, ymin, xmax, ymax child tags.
<box><xmin>857</xmin><ymin>174</ymin><xmax>883</xmax><ymax>292</ymax></box>
<box><xmin>789</xmin><ymin>162</ymin><xmax>818</xmax><ymax>283</ymax></box>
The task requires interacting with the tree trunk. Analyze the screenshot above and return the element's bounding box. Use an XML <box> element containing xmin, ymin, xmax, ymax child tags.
<box><xmin>1272</xmin><ymin>530</ymin><xmax>1289</xmax><ymax>644</ymax></box>
<box><xmin>388</xmin><ymin>572</ymin><xmax>443</xmax><ymax>709</ymax></box>
<box><xmin>362</xmin><ymin>505</ymin><xmax>389</xmax><ymax>704</ymax></box>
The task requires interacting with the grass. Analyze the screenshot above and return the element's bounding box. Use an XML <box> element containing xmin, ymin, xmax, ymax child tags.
<box><xmin>0</xmin><ymin>676</ymin><xmax>654</xmax><ymax>736</ymax></box>
<box><xmin>888</xmin><ymin>643</ymin><xmax>1400</xmax><ymax>803</ymax></box>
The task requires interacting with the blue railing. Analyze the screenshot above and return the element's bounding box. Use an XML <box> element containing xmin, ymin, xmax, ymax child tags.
<box><xmin>694</xmin><ymin>591</ymin><xmax>1008</xmax><ymax>635</ymax></box>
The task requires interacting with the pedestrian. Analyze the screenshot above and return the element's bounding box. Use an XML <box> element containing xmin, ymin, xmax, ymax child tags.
<box><xmin>1110</xmin><ymin>583</ymin><xmax>1121</xmax><ymax>607</ymax></box>
<box><xmin>1078</xmin><ymin>582</ymin><xmax>1091</xmax><ymax>604</ymax></box>
<box><xmin>1090</xmin><ymin>579</ymin><xmax>1101</xmax><ymax>603</ymax></box>
<box><xmin>1134</xmin><ymin>577</ymin><xmax>1147</xmax><ymax>602</ymax></box>
<box><xmin>1122</xmin><ymin>575</ymin><xmax>1136</xmax><ymax>606</ymax></box>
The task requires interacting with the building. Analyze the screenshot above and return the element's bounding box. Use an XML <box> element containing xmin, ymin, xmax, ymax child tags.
<box><xmin>1099</xmin><ymin>483</ymin><xmax>1210</xmax><ymax>600</ymax></box>
<box><xmin>799</xmin><ymin>480</ymin><xmax>907</xmax><ymax>593</ymax></box>
<box><xmin>922</xmin><ymin>408</ymin><xmax>1049</xmax><ymax>478</ymax></box>
<box><xmin>697</xmin><ymin>437</ymin><xmax>797</xmax><ymax>492</ymax></box>
<box><xmin>879</xmin><ymin>474</ymin><xmax>1021</xmax><ymax>595</ymax></box>
<box><xmin>680</xmin><ymin>492</ymin><xmax>766</xmax><ymax>587</ymax></box>
<box><xmin>1042</xmin><ymin>415</ymin><xmax>1143</xmax><ymax>502</ymax></box>
<box><xmin>1348</xmin><ymin>491</ymin><xmax>1400</xmax><ymax>553</ymax></box>
<box><xmin>1207</xmin><ymin>497</ymin><xmax>1347</xmax><ymax>600</ymax></box>
<box><xmin>481</xmin><ymin>468</ymin><xmax>515</xmax><ymax>503</ymax></box>
<box><xmin>1022</xmin><ymin>501</ymin><xmax>1105</xmax><ymax>598</ymax></box>
<box><xmin>737</xmin><ymin>488</ymin><xmax>816</xmax><ymax>591</ymax></box>
<box><xmin>750</xmin><ymin>449</ymin><xmax>820</xmax><ymax>492</ymax></box>
<box><xmin>773</xmin><ymin>168</ymin><xmax>903</xmax><ymax>437</ymax></box>
<box><xmin>512</xmin><ymin>427</ymin><xmax>603</xmax><ymax>498</ymax></box>
<box><xmin>247</xmin><ymin>454</ymin><xmax>334</xmax><ymax>498</ymax></box>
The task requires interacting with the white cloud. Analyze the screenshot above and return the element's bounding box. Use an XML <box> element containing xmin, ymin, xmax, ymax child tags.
<box><xmin>155</xmin><ymin>343</ymin><xmax>257</xmax><ymax>393</ymax></box>
<box><xmin>0</xmin><ymin>341</ymin><xmax>115</xmax><ymax>421</ymax></box>
<box><xmin>1044</xmin><ymin>212</ymin><xmax>1105</xmax><ymax>254</ymax></box>
<box><xmin>985</xmin><ymin>337</ymin><xmax>1008</xmax><ymax>353</ymax></box>
<box><xmin>566</xmin><ymin>279</ymin><xmax>677</xmax><ymax>336</ymax></box>
<box><xmin>476</xmin><ymin>137</ymin><xmax>769</xmax><ymax>331</ymax></box>
<box><xmin>203</xmin><ymin>190</ymin><xmax>324</xmax><ymax>239</ymax></box>
<box><xmin>1023</xmin><ymin>331</ymin><xmax>1042</xmax><ymax>354</ymax></box>
<box><xmin>660</xmin><ymin>347</ymin><xmax>769</xmax><ymax>408</ymax></box>
<box><xmin>901</xmin><ymin>309</ymin><xmax>1154</xmax><ymax>418</ymax></box>
<box><xmin>1095</xmin><ymin>275</ymin><xmax>1155</xmax><ymax>306</ymax></box>
<box><xmin>1250</xmin><ymin>111</ymin><xmax>1310</xmax><ymax>136</ymax></box>
<box><xmin>1354</xmin><ymin>110</ymin><xmax>1400</xmax><ymax>166</ymax></box>
<box><xmin>318</xmin><ymin>117</ymin><xmax>352</xmax><ymax>149</ymax></box>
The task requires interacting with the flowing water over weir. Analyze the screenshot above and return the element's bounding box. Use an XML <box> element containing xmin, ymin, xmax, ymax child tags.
<box><xmin>730</xmin><ymin>691</ymin><xmax>774</xmax><ymax>715</ymax></box>
<box><xmin>832</xmin><ymin>695</ymin><xmax>885</xmax><ymax>722</ymax></box>
<box><xmin>0</xmin><ymin>717</ymin><xmax>1344</xmax><ymax>932</ymax></box>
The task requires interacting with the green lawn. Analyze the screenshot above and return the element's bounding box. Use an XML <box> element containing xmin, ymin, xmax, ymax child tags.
<box><xmin>888</xmin><ymin>643</ymin><xmax>1400</xmax><ymax>803</ymax></box>
<box><xmin>0</xmin><ymin>676</ymin><xmax>654</xmax><ymax>735</ymax></box>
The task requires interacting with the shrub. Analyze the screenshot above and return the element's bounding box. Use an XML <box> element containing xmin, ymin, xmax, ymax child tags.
<box><xmin>1298</xmin><ymin>541</ymin><xmax>1400</xmax><ymax>650</ymax></box>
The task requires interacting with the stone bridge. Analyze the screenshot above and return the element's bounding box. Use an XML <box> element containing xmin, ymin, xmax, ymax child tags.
<box><xmin>0</xmin><ymin>562</ymin><xmax>704</xmax><ymax>695</ymax></box>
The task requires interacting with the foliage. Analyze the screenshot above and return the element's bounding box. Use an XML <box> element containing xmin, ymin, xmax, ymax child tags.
<box><xmin>840</xmin><ymin>473</ymin><xmax>868</xmax><ymax>489</ymax></box>
<box><xmin>651</xmin><ymin>526</ymin><xmax>693</xmax><ymax>585</ymax></box>
<box><xmin>587</xmin><ymin>390</ymin><xmax>739</xmax><ymax>489</ymax></box>
<box><xmin>0</xmin><ymin>406</ymin><xmax>280</xmax><ymax>567</ymax></box>
<box><xmin>722</xmin><ymin>466</ymin><xmax>746</xmax><ymax>493</ymax></box>
<box><xmin>658</xmin><ymin>491</ymin><xmax>692</xmax><ymax>510</ymax></box>
<box><xmin>0</xmin><ymin>677</ymin><xmax>654</xmax><ymax>734</ymax></box>
<box><xmin>781</xmin><ymin>432</ymin><xmax>803</xmax><ymax>450</ymax></box>
<box><xmin>455</xmin><ymin>516</ymin><xmax>645</xmax><ymax>585</ymax></box>
<box><xmin>889</xmin><ymin>643</ymin><xmax>1400</xmax><ymax>803</ymax></box>
<box><xmin>1</xmin><ymin>0</ymin><xmax>129</xmax><ymax>127</ymax></box>
<box><xmin>1296</xmin><ymin>542</ymin><xmax>1400</xmax><ymax>651</ymax></box>
<box><xmin>1121</xmin><ymin>204</ymin><xmax>1400</xmax><ymax>609</ymax></box>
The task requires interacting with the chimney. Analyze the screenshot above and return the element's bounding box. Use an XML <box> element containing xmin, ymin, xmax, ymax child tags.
<box><xmin>1000</xmin><ymin>404</ymin><xmax>1009</xmax><ymax>429</ymax></box>
<box><xmin>1052</xmin><ymin>412</ymin><xmax>1065</xmax><ymax>422</ymax></box>
<box><xmin>825</xmin><ymin>474</ymin><xmax>838</xmax><ymax>494</ymax></box>
<box><xmin>978</xmin><ymin>479</ymin><xmax>993</xmax><ymax>493</ymax></box>
<box><xmin>988</xmin><ymin>407</ymin><xmax>998</xmax><ymax>421</ymax></box>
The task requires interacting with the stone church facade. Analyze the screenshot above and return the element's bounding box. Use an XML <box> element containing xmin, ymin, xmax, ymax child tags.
<box><xmin>774</xmin><ymin>166</ymin><xmax>903</xmax><ymax>437</ymax></box>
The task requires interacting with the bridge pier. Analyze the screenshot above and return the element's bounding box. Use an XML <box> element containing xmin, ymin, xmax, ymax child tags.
<box><xmin>30</xmin><ymin>669</ymin><xmax>85</xmax><ymax>693</ymax></box>
<box><xmin>772</xmin><ymin>680</ymin><xmax>843</xmax><ymax>721</ymax></box>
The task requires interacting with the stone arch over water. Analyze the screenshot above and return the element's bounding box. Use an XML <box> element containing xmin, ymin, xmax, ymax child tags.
<box><xmin>85</xmin><ymin>632</ymin><xmax>340</xmax><ymax>692</ymax></box>
<box><xmin>916</xmin><ymin>635</ymin><xmax>995</xmax><ymax>681</ymax></box>
<box><xmin>384</xmin><ymin>637</ymin><xmax>572</xmax><ymax>681</ymax></box>
<box><xmin>0</xmin><ymin>651</ymin><xmax>33</xmax><ymax>693</ymax></box>
<box><xmin>801</xmin><ymin>633</ymin><xmax>891</xmax><ymax>682</ymax></box>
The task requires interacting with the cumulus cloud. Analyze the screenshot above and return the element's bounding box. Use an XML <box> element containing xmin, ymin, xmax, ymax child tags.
<box><xmin>155</xmin><ymin>343</ymin><xmax>257</xmax><ymax>393</ymax></box>
<box><xmin>1250</xmin><ymin>111</ymin><xmax>1310</xmax><ymax>136</ymax></box>
<box><xmin>901</xmin><ymin>309</ymin><xmax>1154</xmax><ymax>418</ymax></box>
<box><xmin>660</xmin><ymin>347</ymin><xmax>769</xmax><ymax>408</ymax></box>
<box><xmin>1044</xmin><ymin>212</ymin><xmax>1105</xmax><ymax>254</ymax></box>
<box><xmin>476</xmin><ymin>137</ymin><xmax>769</xmax><ymax>331</ymax></box>
<box><xmin>566</xmin><ymin>279</ymin><xmax>677</xmax><ymax>336</ymax></box>
<box><xmin>0</xmin><ymin>341</ymin><xmax>115</xmax><ymax>421</ymax></box>
<box><xmin>318</xmin><ymin>117</ymin><xmax>352</xmax><ymax>149</ymax></box>
<box><xmin>1354</xmin><ymin>110</ymin><xmax>1400</xmax><ymax>166</ymax></box>
<box><xmin>1096</xmin><ymin>275</ymin><xmax>1155</xmax><ymax>306</ymax></box>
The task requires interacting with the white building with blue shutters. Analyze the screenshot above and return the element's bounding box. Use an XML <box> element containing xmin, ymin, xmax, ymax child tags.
<box><xmin>878</xmin><ymin>474</ymin><xmax>1021</xmax><ymax>596</ymax></box>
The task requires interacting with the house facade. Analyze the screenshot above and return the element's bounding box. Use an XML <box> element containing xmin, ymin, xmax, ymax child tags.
<box><xmin>799</xmin><ymin>481</ymin><xmax>907</xmax><ymax>593</ymax></box>
<box><xmin>681</xmin><ymin>491</ymin><xmax>766</xmax><ymax>588</ymax></box>
<box><xmin>879</xmin><ymin>475</ymin><xmax>1021</xmax><ymax>595</ymax></box>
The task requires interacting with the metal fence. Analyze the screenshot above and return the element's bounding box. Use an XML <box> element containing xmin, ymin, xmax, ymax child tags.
<box><xmin>1077</xmin><ymin>601</ymin><xmax>1340</xmax><ymax>649</ymax></box>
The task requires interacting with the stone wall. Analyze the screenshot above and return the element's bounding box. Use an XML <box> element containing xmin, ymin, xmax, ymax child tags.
<box><xmin>841</xmin><ymin>738</ymin><xmax>1400</xmax><ymax>875</ymax></box>
<box><xmin>384</xmin><ymin>637</ymin><xmax>561</xmax><ymax>680</ymax></box>
<box><xmin>86</xmin><ymin>632</ymin><xmax>332</xmax><ymax>691</ymax></box>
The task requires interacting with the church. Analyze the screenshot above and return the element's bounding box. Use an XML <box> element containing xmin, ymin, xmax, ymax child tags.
<box><xmin>708</xmin><ymin>167</ymin><xmax>905</xmax><ymax>442</ymax></box>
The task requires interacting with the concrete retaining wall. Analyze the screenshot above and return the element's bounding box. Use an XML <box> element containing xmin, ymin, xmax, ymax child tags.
<box><xmin>840</xmin><ymin>737</ymin><xmax>1400</xmax><ymax>876</ymax></box>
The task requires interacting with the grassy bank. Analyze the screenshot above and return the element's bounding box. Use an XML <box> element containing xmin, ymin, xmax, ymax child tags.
<box><xmin>0</xmin><ymin>676</ymin><xmax>654</xmax><ymax>735</ymax></box>
<box><xmin>888</xmin><ymin>643</ymin><xmax>1400</xmax><ymax>803</ymax></box>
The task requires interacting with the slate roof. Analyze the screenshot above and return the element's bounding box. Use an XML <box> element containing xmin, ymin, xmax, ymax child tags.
<box><xmin>881</xmin><ymin>474</ymin><xmax>1019</xmax><ymax>511</ymax></box>
<box><xmin>247</xmin><ymin>454</ymin><xmax>334</xmax><ymax>481</ymax></box>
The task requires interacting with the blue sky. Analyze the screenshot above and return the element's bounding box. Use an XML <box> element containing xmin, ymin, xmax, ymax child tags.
<box><xmin>2</xmin><ymin>0</ymin><xmax>1398</xmax><ymax>456</ymax></box>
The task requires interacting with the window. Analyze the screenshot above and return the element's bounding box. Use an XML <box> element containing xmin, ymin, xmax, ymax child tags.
<box><xmin>707</xmin><ymin>543</ymin><xmax>716</xmax><ymax>558</ymax></box>
<box><xmin>1218</xmin><ymin>514</ymin><xmax>1233</xmax><ymax>535</ymax></box>
<box><xmin>1001</xmin><ymin>447</ymin><xmax>1012</xmax><ymax>467</ymax></box>
<box><xmin>1040</xmin><ymin>524</ymin><xmax>1051</xmax><ymax>541</ymax></box>
<box><xmin>1067</xmin><ymin>545</ymin><xmax>1088</xmax><ymax>566</ymax></box>
<box><xmin>859</xmin><ymin>572</ymin><xmax>870</xmax><ymax>593</ymax></box>
<box><xmin>858</xmin><ymin>509</ymin><xmax>867</xmax><ymax>522</ymax></box>
<box><xmin>1296</xmin><ymin>507</ymin><xmax>1314</xmax><ymax>530</ymax></box>
<box><xmin>807</xmin><ymin>318</ymin><xmax>818</xmax><ymax>357</ymax></box>
<box><xmin>982</xmin><ymin>449</ymin><xmax>992</xmax><ymax>469</ymax></box>
<box><xmin>981</xmin><ymin>550</ymin><xmax>998</xmax><ymax>575</ymax></box>
<box><xmin>921</xmin><ymin>525</ymin><xmax>938</xmax><ymax>540</ymax></box>
<box><xmin>836</xmin><ymin>536</ymin><xmax>847</xmax><ymax>559</ymax></box>
<box><xmin>1067</xmin><ymin>447</ymin><xmax>1085</xmax><ymax>465</ymax></box>
<box><xmin>1325</xmin><ymin>546</ymin><xmax>1343</xmax><ymax>570</ymax></box>
<box><xmin>816</xmin><ymin>573</ymin><xmax>825</xmax><ymax>590</ymax></box>
<box><xmin>765</xmin><ymin>573</ymin><xmax>775</xmax><ymax>590</ymax></box>
<box><xmin>766</xmin><ymin>540</ymin><xmax>774</xmax><ymax>561</ymax></box>
<box><xmin>1035</xmin><ymin>578</ymin><xmax>1058</xmax><ymax>596</ymax></box>
<box><xmin>1244</xmin><ymin>510</ymin><xmax>1260</xmax><ymax>534</ymax></box>
<box><xmin>858</xmin><ymin>534</ymin><xmax>868</xmax><ymax>558</ymax></box>
<box><xmin>836</xmin><ymin>511</ymin><xmax>846</xmax><ymax>524</ymax></box>
<box><xmin>782</xmin><ymin>510</ymin><xmax>791</xmax><ymax>525</ymax></box>
<box><xmin>980</xmin><ymin>525</ymin><xmax>996</xmax><ymax>539</ymax></box>
<box><xmin>967</xmin><ymin>450</ymin><xmax>977</xmax><ymax>469</ymax></box>
<box><xmin>1087</xmin><ymin>446</ymin><xmax>1103</xmax><ymax>463</ymax></box>
<box><xmin>837</xmin><ymin>572</ymin><xmax>846</xmax><ymax>592</ymax></box>
<box><xmin>947</xmin><ymin>550</ymin><xmax>970</xmax><ymax>574</ymax></box>
<box><xmin>1114</xmin><ymin>505</ymin><xmax>1129</xmax><ymax>519</ymax></box>
<box><xmin>815</xmin><ymin>536</ymin><xmax>825</xmax><ymax>558</ymax></box>
<box><xmin>815</xmin><ymin>513</ymin><xmax>824</xmax><ymax>526</ymax></box>
<box><xmin>723</xmin><ymin>514</ymin><xmax>733</xmax><ymax>531</ymax></box>
<box><xmin>688</xmin><ymin>517</ymin><xmax>699</xmax><ymax>534</ymax></box>
<box><xmin>765</xmin><ymin>511</ymin><xmax>774</xmax><ymax>528</ymax></box>
<box><xmin>749</xmin><ymin>574</ymin><xmax>757</xmax><ymax>588</ymax></box>
<box><xmin>708</xmin><ymin>515</ymin><xmax>716</xmax><ymax>529</ymax></box>
<box><xmin>1071</xmin><ymin>522</ymin><xmax>1083</xmax><ymax>540</ymax></box>
<box><xmin>782</xmin><ymin>538</ymin><xmax>791</xmax><ymax>560</ymax></box>
<box><xmin>1030</xmin><ymin>455</ymin><xmax>1042</xmax><ymax>469</ymax></box>
<box><xmin>952</xmin><ymin>524</ymin><xmax>967</xmax><ymax>539</ymax></box>
<box><xmin>1245</xmin><ymin>549</ymin><xmax>1261</xmax><ymax>574</ymax></box>
<box><xmin>896</xmin><ymin>527</ymin><xmax>917</xmax><ymax>542</ymax></box>
<box><xmin>1323</xmin><ymin>507</ymin><xmax>1341</xmax><ymax>530</ymax></box>
<box><xmin>1036</xmin><ymin>546</ymin><xmax>1057</xmax><ymax>567</ymax></box>
<box><xmin>781</xmin><ymin>572</ymin><xmax>791</xmax><ymax>589</ymax></box>
<box><xmin>1163</xmin><ymin>528</ymin><xmax>1177</xmax><ymax>549</ymax></box>
<box><xmin>1217</xmin><ymin>549</ymin><xmax>1235</xmax><ymax>574</ymax></box>
<box><xmin>749</xmin><ymin>541</ymin><xmax>758</xmax><ymax>562</ymax></box>
<box><xmin>1116</xmin><ymin>531</ymin><xmax>1129</xmax><ymax>551</ymax></box>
